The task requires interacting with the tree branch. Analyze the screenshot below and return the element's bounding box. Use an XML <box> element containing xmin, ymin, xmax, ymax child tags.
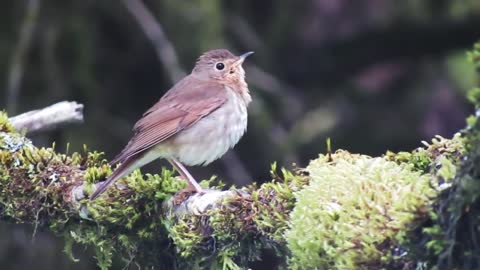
<box><xmin>0</xmin><ymin>110</ymin><xmax>469</xmax><ymax>269</ymax></box>
<box><xmin>0</xmin><ymin>121</ymin><xmax>301</xmax><ymax>269</ymax></box>
<box><xmin>9</xmin><ymin>101</ymin><xmax>84</xmax><ymax>134</ymax></box>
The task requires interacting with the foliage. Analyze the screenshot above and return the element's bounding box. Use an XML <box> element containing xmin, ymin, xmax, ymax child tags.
<box><xmin>286</xmin><ymin>151</ymin><xmax>437</xmax><ymax>270</ymax></box>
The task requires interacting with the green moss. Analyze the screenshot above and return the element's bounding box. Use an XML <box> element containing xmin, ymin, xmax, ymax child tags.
<box><xmin>0</xmin><ymin>113</ymin><xmax>470</xmax><ymax>269</ymax></box>
<box><xmin>1</xmin><ymin>92</ymin><xmax>474</xmax><ymax>270</ymax></box>
<box><xmin>76</xmin><ymin>166</ymin><xmax>186</xmax><ymax>269</ymax></box>
<box><xmin>467</xmin><ymin>42</ymin><xmax>480</xmax><ymax>70</ymax></box>
<box><xmin>286</xmin><ymin>151</ymin><xmax>437</xmax><ymax>270</ymax></box>
<box><xmin>386</xmin><ymin>148</ymin><xmax>432</xmax><ymax>172</ymax></box>
<box><xmin>164</xmin><ymin>189</ymin><xmax>258</xmax><ymax>269</ymax></box>
<box><xmin>252</xmin><ymin>163</ymin><xmax>309</xmax><ymax>242</ymax></box>
<box><xmin>386</xmin><ymin>133</ymin><xmax>465</xmax><ymax>174</ymax></box>
<box><xmin>0</xmin><ymin>112</ymin><xmax>15</xmax><ymax>133</ymax></box>
<box><xmin>162</xmin><ymin>166</ymin><xmax>309</xmax><ymax>269</ymax></box>
<box><xmin>419</xmin><ymin>41</ymin><xmax>480</xmax><ymax>269</ymax></box>
<box><xmin>0</xmin><ymin>132</ymin><xmax>187</xmax><ymax>269</ymax></box>
<box><xmin>164</xmin><ymin>215</ymin><xmax>204</xmax><ymax>259</ymax></box>
<box><xmin>467</xmin><ymin>87</ymin><xmax>480</xmax><ymax>108</ymax></box>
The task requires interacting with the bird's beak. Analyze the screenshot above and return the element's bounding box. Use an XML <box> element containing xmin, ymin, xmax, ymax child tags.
<box><xmin>235</xmin><ymin>51</ymin><xmax>254</xmax><ymax>66</ymax></box>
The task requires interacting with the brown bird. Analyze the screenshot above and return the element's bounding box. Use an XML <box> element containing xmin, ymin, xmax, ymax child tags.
<box><xmin>90</xmin><ymin>49</ymin><xmax>253</xmax><ymax>199</ymax></box>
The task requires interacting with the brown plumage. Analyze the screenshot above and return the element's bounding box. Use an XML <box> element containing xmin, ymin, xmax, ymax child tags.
<box><xmin>90</xmin><ymin>49</ymin><xmax>253</xmax><ymax>199</ymax></box>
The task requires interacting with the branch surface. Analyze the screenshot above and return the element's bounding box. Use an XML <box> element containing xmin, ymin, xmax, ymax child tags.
<box><xmin>9</xmin><ymin>101</ymin><xmax>84</xmax><ymax>134</ymax></box>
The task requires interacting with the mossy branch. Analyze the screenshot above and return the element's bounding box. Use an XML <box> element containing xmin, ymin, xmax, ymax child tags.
<box><xmin>0</xmin><ymin>100</ymin><xmax>475</xmax><ymax>270</ymax></box>
<box><xmin>0</xmin><ymin>111</ymin><xmax>310</xmax><ymax>269</ymax></box>
<box><xmin>1</xmin><ymin>42</ymin><xmax>480</xmax><ymax>270</ymax></box>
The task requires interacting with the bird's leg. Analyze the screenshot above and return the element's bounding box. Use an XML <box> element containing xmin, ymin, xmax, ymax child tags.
<box><xmin>168</xmin><ymin>158</ymin><xmax>203</xmax><ymax>193</ymax></box>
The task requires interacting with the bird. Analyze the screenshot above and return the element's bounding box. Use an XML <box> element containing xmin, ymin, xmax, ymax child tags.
<box><xmin>90</xmin><ymin>49</ymin><xmax>253</xmax><ymax>199</ymax></box>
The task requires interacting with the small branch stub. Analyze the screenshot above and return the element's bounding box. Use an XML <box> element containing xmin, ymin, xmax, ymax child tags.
<box><xmin>9</xmin><ymin>101</ymin><xmax>84</xmax><ymax>134</ymax></box>
<box><xmin>164</xmin><ymin>189</ymin><xmax>244</xmax><ymax>217</ymax></box>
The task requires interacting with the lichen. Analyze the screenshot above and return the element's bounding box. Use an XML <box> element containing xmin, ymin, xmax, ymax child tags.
<box><xmin>286</xmin><ymin>151</ymin><xmax>437</xmax><ymax>270</ymax></box>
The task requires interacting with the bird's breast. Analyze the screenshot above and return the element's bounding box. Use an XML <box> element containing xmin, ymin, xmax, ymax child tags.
<box><xmin>171</xmin><ymin>88</ymin><xmax>248</xmax><ymax>166</ymax></box>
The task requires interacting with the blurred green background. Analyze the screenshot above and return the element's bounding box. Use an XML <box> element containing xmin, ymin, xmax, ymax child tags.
<box><xmin>1</xmin><ymin>0</ymin><xmax>479</xmax><ymax>269</ymax></box>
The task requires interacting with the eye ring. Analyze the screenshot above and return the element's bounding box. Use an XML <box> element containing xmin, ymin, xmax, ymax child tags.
<box><xmin>215</xmin><ymin>62</ymin><xmax>225</xmax><ymax>70</ymax></box>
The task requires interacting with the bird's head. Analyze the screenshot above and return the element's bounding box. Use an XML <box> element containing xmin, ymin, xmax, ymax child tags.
<box><xmin>192</xmin><ymin>49</ymin><xmax>253</xmax><ymax>85</ymax></box>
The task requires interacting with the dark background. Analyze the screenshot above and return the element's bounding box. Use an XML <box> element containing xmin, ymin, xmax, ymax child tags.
<box><xmin>1</xmin><ymin>0</ymin><xmax>479</xmax><ymax>269</ymax></box>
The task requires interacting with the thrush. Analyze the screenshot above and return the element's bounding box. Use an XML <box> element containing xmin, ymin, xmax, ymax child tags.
<box><xmin>90</xmin><ymin>49</ymin><xmax>253</xmax><ymax>199</ymax></box>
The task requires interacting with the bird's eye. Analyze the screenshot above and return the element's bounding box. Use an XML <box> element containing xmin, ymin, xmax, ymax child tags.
<box><xmin>215</xmin><ymin>63</ymin><xmax>225</xmax><ymax>70</ymax></box>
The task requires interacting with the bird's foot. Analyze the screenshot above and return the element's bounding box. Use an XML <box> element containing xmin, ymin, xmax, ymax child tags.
<box><xmin>176</xmin><ymin>176</ymin><xmax>204</xmax><ymax>194</ymax></box>
<box><xmin>187</xmin><ymin>179</ymin><xmax>204</xmax><ymax>193</ymax></box>
<box><xmin>172</xmin><ymin>180</ymin><xmax>205</xmax><ymax>205</ymax></box>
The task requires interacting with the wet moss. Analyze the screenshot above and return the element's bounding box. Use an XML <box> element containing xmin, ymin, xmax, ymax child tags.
<box><xmin>252</xmin><ymin>164</ymin><xmax>309</xmax><ymax>242</ymax></box>
<box><xmin>0</xmin><ymin>120</ymin><xmax>187</xmax><ymax>269</ymax></box>
<box><xmin>1</xmin><ymin>71</ymin><xmax>479</xmax><ymax>270</ymax></box>
<box><xmin>71</xmin><ymin>166</ymin><xmax>187</xmax><ymax>270</ymax></box>
<box><xmin>163</xmin><ymin>166</ymin><xmax>309</xmax><ymax>269</ymax></box>
<box><xmin>385</xmin><ymin>133</ymin><xmax>465</xmax><ymax>174</ymax></box>
<box><xmin>286</xmin><ymin>151</ymin><xmax>438</xmax><ymax>269</ymax></box>
<box><xmin>376</xmin><ymin>41</ymin><xmax>480</xmax><ymax>270</ymax></box>
<box><xmin>421</xmin><ymin>41</ymin><xmax>480</xmax><ymax>269</ymax></box>
<box><xmin>0</xmin><ymin>123</ymin><xmax>462</xmax><ymax>270</ymax></box>
<box><xmin>0</xmin><ymin>112</ymin><xmax>15</xmax><ymax>133</ymax></box>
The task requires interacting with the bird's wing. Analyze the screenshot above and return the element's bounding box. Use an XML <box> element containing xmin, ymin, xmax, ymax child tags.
<box><xmin>111</xmin><ymin>77</ymin><xmax>227</xmax><ymax>164</ymax></box>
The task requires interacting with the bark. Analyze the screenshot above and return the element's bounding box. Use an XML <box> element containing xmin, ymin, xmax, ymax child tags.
<box><xmin>9</xmin><ymin>101</ymin><xmax>84</xmax><ymax>134</ymax></box>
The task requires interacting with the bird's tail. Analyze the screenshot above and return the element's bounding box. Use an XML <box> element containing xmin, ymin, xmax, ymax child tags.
<box><xmin>89</xmin><ymin>157</ymin><xmax>137</xmax><ymax>200</ymax></box>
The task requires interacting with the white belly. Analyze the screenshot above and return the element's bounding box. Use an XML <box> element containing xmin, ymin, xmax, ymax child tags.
<box><xmin>171</xmin><ymin>89</ymin><xmax>248</xmax><ymax>166</ymax></box>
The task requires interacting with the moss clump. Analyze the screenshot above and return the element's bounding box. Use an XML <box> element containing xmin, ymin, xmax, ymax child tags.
<box><xmin>286</xmin><ymin>151</ymin><xmax>437</xmax><ymax>270</ymax></box>
<box><xmin>381</xmin><ymin>135</ymin><xmax>466</xmax><ymax>268</ymax></box>
<box><xmin>466</xmin><ymin>42</ymin><xmax>480</xmax><ymax>97</ymax></box>
<box><xmin>164</xmin><ymin>189</ymin><xmax>259</xmax><ymax>270</ymax></box>
<box><xmin>67</xmin><ymin>161</ymin><xmax>187</xmax><ymax>270</ymax></box>
<box><xmin>164</xmin><ymin>167</ymin><xmax>309</xmax><ymax>269</ymax></box>
<box><xmin>386</xmin><ymin>133</ymin><xmax>465</xmax><ymax>174</ymax></box>
<box><xmin>0</xmin><ymin>129</ymin><xmax>186</xmax><ymax>269</ymax></box>
<box><xmin>0</xmin><ymin>140</ymin><xmax>84</xmax><ymax>226</ymax></box>
<box><xmin>252</xmin><ymin>164</ymin><xmax>309</xmax><ymax>242</ymax></box>
<box><xmin>419</xmin><ymin>41</ymin><xmax>480</xmax><ymax>270</ymax></box>
<box><xmin>0</xmin><ymin>112</ymin><xmax>15</xmax><ymax>133</ymax></box>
